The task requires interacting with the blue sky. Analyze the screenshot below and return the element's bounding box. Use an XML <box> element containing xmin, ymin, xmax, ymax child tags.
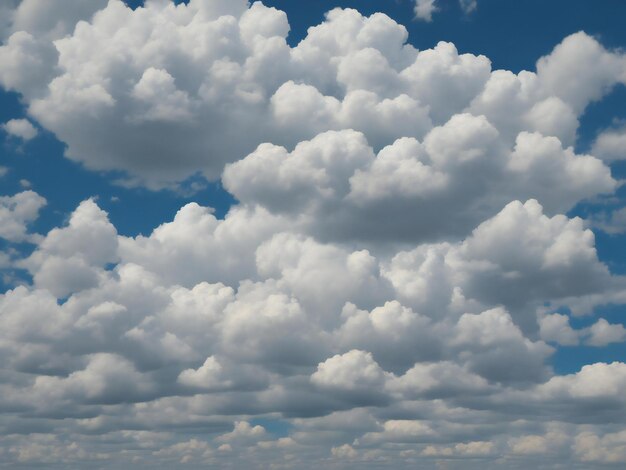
<box><xmin>1</xmin><ymin>0</ymin><xmax>626</xmax><ymax>468</ymax></box>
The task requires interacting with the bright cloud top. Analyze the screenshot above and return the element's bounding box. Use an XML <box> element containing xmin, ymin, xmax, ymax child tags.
<box><xmin>0</xmin><ymin>1</ymin><xmax>626</xmax><ymax>469</ymax></box>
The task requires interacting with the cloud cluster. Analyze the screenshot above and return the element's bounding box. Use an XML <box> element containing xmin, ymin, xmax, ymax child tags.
<box><xmin>0</xmin><ymin>187</ymin><xmax>623</xmax><ymax>467</ymax></box>
<box><xmin>1</xmin><ymin>1</ymin><xmax>626</xmax><ymax>468</ymax></box>
<box><xmin>1</xmin><ymin>1</ymin><xmax>625</xmax><ymax>189</ymax></box>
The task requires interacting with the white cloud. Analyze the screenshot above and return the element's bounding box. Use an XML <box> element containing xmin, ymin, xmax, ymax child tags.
<box><xmin>585</xmin><ymin>318</ymin><xmax>626</xmax><ymax>347</ymax></box>
<box><xmin>414</xmin><ymin>0</ymin><xmax>438</xmax><ymax>22</ymax></box>
<box><xmin>539</xmin><ymin>313</ymin><xmax>580</xmax><ymax>346</ymax></box>
<box><xmin>574</xmin><ymin>430</ymin><xmax>626</xmax><ymax>464</ymax></box>
<box><xmin>0</xmin><ymin>190</ymin><xmax>46</xmax><ymax>242</ymax></box>
<box><xmin>592</xmin><ymin>124</ymin><xmax>626</xmax><ymax>161</ymax></box>
<box><xmin>538</xmin><ymin>362</ymin><xmax>626</xmax><ymax>401</ymax></box>
<box><xmin>0</xmin><ymin>2</ymin><xmax>626</xmax><ymax>468</ymax></box>
<box><xmin>0</xmin><ymin>2</ymin><xmax>621</xmax><ymax>190</ymax></box>
<box><xmin>311</xmin><ymin>350</ymin><xmax>389</xmax><ymax>394</ymax></box>
<box><xmin>2</xmin><ymin>118</ymin><xmax>37</xmax><ymax>140</ymax></box>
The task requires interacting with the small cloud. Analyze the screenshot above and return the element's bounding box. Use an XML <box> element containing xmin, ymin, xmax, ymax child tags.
<box><xmin>19</xmin><ymin>179</ymin><xmax>32</xmax><ymax>189</ymax></box>
<box><xmin>592</xmin><ymin>124</ymin><xmax>626</xmax><ymax>161</ymax></box>
<box><xmin>585</xmin><ymin>319</ymin><xmax>626</xmax><ymax>347</ymax></box>
<box><xmin>414</xmin><ymin>0</ymin><xmax>438</xmax><ymax>22</ymax></box>
<box><xmin>2</xmin><ymin>118</ymin><xmax>38</xmax><ymax>141</ymax></box>
<box><xmin>0</xmin><ymin>166</ymin><xmax>8</xmax><ymax>177</ymax></box>
<box><xmin>460</xmin><ymin>0</ymin><xmax>478</xmax><ymax>14</ymax></box>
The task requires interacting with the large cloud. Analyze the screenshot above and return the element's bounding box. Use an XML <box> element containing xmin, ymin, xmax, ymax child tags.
<box><xmin>0</xmin><ymin>190</ymin><xmax>622</xmax><ymax>467</ymax></box>
<box><xmin>1</xmin><ymin>1</ymin><xmax>624</xmax><ymax>189</ymax></box>
<box><xmin>1</xmin><ymin>1</ymin><xmax>626</xmax><ymax>469</ymax></box>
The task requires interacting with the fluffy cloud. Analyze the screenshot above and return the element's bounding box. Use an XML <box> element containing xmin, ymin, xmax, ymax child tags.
<box><xmin>538</xmin><ymin>362</ymin><xmax>626</xmax><ymax>402</ymax></box>
<box><xmin>0</xmin><ymin>190</ymin><xmax>46</xmax><ymax>242</ymax></box>
<box><xmin>592</xmin><ymin>124</ymin><xmax>626</xmax><ymax>161</ymax></box>
<box><xmin>225</xmin><ymin>125</ymin><xmax>614</xmax><ymax>245</ymax></box>
<box><xmin>1</xmin><ymin>1</ymin><xmax>623</xmax><ymax>189</ymax></box>
<box><xmin>414</xmin><ymin>0</ymin><xmax>438</xmax><ymax>22</ymax></box>
<box><xmin>585</xmin><ymin>319</ymin><xmax>626</xmax><ymax>347</ymax></box>
<box><xmin>1</xmin><ymin>1</ymin><xmax>626</xmax><ymax>468</ymax></box>
<box><xmin>2</xmin><ymin>118</ymin><xmax>37</xmax><ymax>140</ymax></box>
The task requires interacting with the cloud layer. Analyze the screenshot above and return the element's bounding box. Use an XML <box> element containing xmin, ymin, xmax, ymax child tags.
<box><xmin>1</xmin><ymin>1</ymin><xmax>626</xmax><ymax>468</ymax></box>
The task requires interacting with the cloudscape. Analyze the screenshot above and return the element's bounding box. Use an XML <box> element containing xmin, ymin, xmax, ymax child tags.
<box><xmin>1</xmin><ymin>0</ymin><xmax>626</xmax><ymax>468</ymax></box>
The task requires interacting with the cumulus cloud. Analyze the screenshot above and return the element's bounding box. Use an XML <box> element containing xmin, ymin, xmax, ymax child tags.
<box><xmin>414</xmin><ymin>0</ymin><xmax>438</xmax><ymax>22</ymax></box>
<box><xmin>592</xmin><ymin>124</ymin><xmax>626</xmax><ymax>161</ymax></box>
<box><xmin>2</xmin><ymin>118</ymin><xmax>38</xmax><ymax>140</ymax></box>
<box><xmin>0</xmin><ymin>190</ymin><xmax>621</xmax><ymax>466</ymax></box>
<box><xmin>585</xmin><ymin>319</ymin><xmax>626</xmax><ymax>347</ymax></box>
<box><xmin>0</xmin><ymin>190</ymin><xmax>46</xmax><ymax>242</ymax></box>
<box><xmin>225</xmin><ymin>126</ymin><xmax>614</xmax><ymax>245</ymax></box>
<box><xmin>0</xmin><ymin>1</ymin><xmax>626</xmax><ymax>468</ymax></box>
<box><xmin>0</xmin><ymin>1</ymin><xmax>623</xmax><ymax>189</ymax></box>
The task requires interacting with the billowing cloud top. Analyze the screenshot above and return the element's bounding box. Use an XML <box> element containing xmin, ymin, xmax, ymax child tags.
<box><xmin>1</xmin><ymin>0</ymin><xmax>626</xmax><ymax>468</ymax></box>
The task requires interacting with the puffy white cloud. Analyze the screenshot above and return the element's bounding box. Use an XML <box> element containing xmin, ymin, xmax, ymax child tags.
<box><xmin>20</xmin><ymin>199</ymin><xmax>118</xmax><ymax>297</ymax></box>
<box><xmin>331</xmin><ymin>443</ymin><xmax>358</xmax><ymax>459</ymax></box>
<box><xmin>389</xmin><ymin>361</ymin><xmax>490</xmax><ymax>398</ymax></box>
<box><xmin>539</xmin><ymin>313</ymin><xmax>580</xmax><ymax>346</ymax></box>
<box><xmin>536</xmin><ymin>31</ymin><xmax>626</xmax><ymax>114</ymax></box>
<box><xmin>0</xmin><ymin>1</ymin><xmax>620</xmax><ymax>192</ymax></box>
<box><xmin>0</xmin><ymin>193</ymin><xmax>621</xmax><ymax>467</ymax></box>
<box><xmin>359</xmin><ymin>420</ymin><xmax>435</xmax><ymax>445</ymax></box>
<box><xmin>311</xmin><ymin>350</ymin><xmax>389</xmax><ymax>397</ymax></box>
<box><xmin>2</xmin><ymin>118</ymin><xmax>37</xmax><ymax>140</ymax></box>
<box><xmin>177</xmin><ymin>356</ymin><xmax>262</xmax><ymax>392</ymax></box>
<box><xmin>422</xmin><ymin>441</ymin><xmax>494</xmax><ymax>457</ymax></box>
<box><xmin>508</xmin><ymin>425</ymin><xmax>568</xmax><ymax>456</ymax></box>
<box><xmin>216</xmin><ymin>421</ymin><xmax>267</xmax><ymax>447</ymax></box>
<box><xmin>585</xmin><ymin>319</ymin><xmax>626</xmax><ymax>347</ymax></box>
<box><xmin>414</xmin><ymin>0</ymin><xmax>438</xmax><ymax>22</ymax></box>
<box><xmin>0</xmin><ymin>190</ymin><xmax>46</xmax><ymax>242</ymax></box>
<box><xmin>538</xmin><ymin>362</ymin><xmax>626</xmax><ymax>401</ymax></box>
<box><xmin>574</xmin><ymin>430</ymin><xmax>626</xmax><ymax>464</ymax></box>
<box><xmin>8</xmin><ymin>0</ymin><xmax>108</xmax><ymax>41</ymax></box>
<box><xmin>592</xmin><ymin>124</ymin><xmax>626</xmax><ymax>161</ymax></box>
<box><xmin>225</xmin><ymin>123</ymin><xmax>614</xmax><ymax>246</ymax></box>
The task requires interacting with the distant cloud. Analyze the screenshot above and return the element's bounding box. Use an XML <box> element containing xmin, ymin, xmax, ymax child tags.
<box><xmin>414</xmin><ymin>0</ymin><xmax>438</xmax><ymax>22</ymax></box>
<box><xmin>592</xmin><ymin>124</ymin><xmax>626</xmax><ymax>161</ymax></box>
<box><xmin>460</xmin><ymin>0</ymin><xmax>478</xmax><ymax>14</ymax></box>
<box><xmin>2</xmin><ymin>118</ymin><xmax>37</xmax><ymax>141</ymax></box>
<box><xmin>414</xmin><ymin>0</ymin><xmax>478</xmax><ymax>22</ymax></box>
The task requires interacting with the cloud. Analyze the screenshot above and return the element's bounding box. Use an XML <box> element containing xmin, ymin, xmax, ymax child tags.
<box><xmin>585</xmin><ymin>319</ymin><xmax>626</xmax><ymax>347</ymax></box>
<box><xmin>0</xmin><ymin>1</ymin><xmax>626</xmax><ymax>468</ymax></box>
<box><xmin>414</xmin><ymin>0</ymin><xmax>438</xmax><ymax>22</ymax></box>
<box><xmin>2</xmin><ymin>118</ymin><xmax>38</xmax><ymax>140</ymax></box>
<box><xmin>537</xmin><ymin>362</ymin><xmax>626</xmax><ymax>401</ymax></box>
<box><xmin>539</xmin><ymin>313</ymin><xmax>580</xmax><ymax>346</ymax></box>
<box><xmin>224</xmin><ymin>126</ymin><xmax>614</xmax><ymax>246</ymax></box>
<box><xmin>574</xmin><ymin>430</ymin><xmax>626</xmax><ymax>464</ymax></box>
<box><xmin>459</xmin><ymin>0</ymin><xmax>478</xmax><ymax>14</ymax></box>
<box><xmin>0</xmin><ymin>190</ymin><xmax>46</xmax><ymax>242</ymax></box>
<box><xmin>592</xmin><ymin>124</ymin><xmax>626</xmax><ymax>161</ymax></box>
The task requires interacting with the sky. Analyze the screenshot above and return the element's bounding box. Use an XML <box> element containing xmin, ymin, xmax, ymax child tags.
<box><xmin>0</xmin><ymin>0</ymin><xmax>626</xmax><ymax>468</ymax></box>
